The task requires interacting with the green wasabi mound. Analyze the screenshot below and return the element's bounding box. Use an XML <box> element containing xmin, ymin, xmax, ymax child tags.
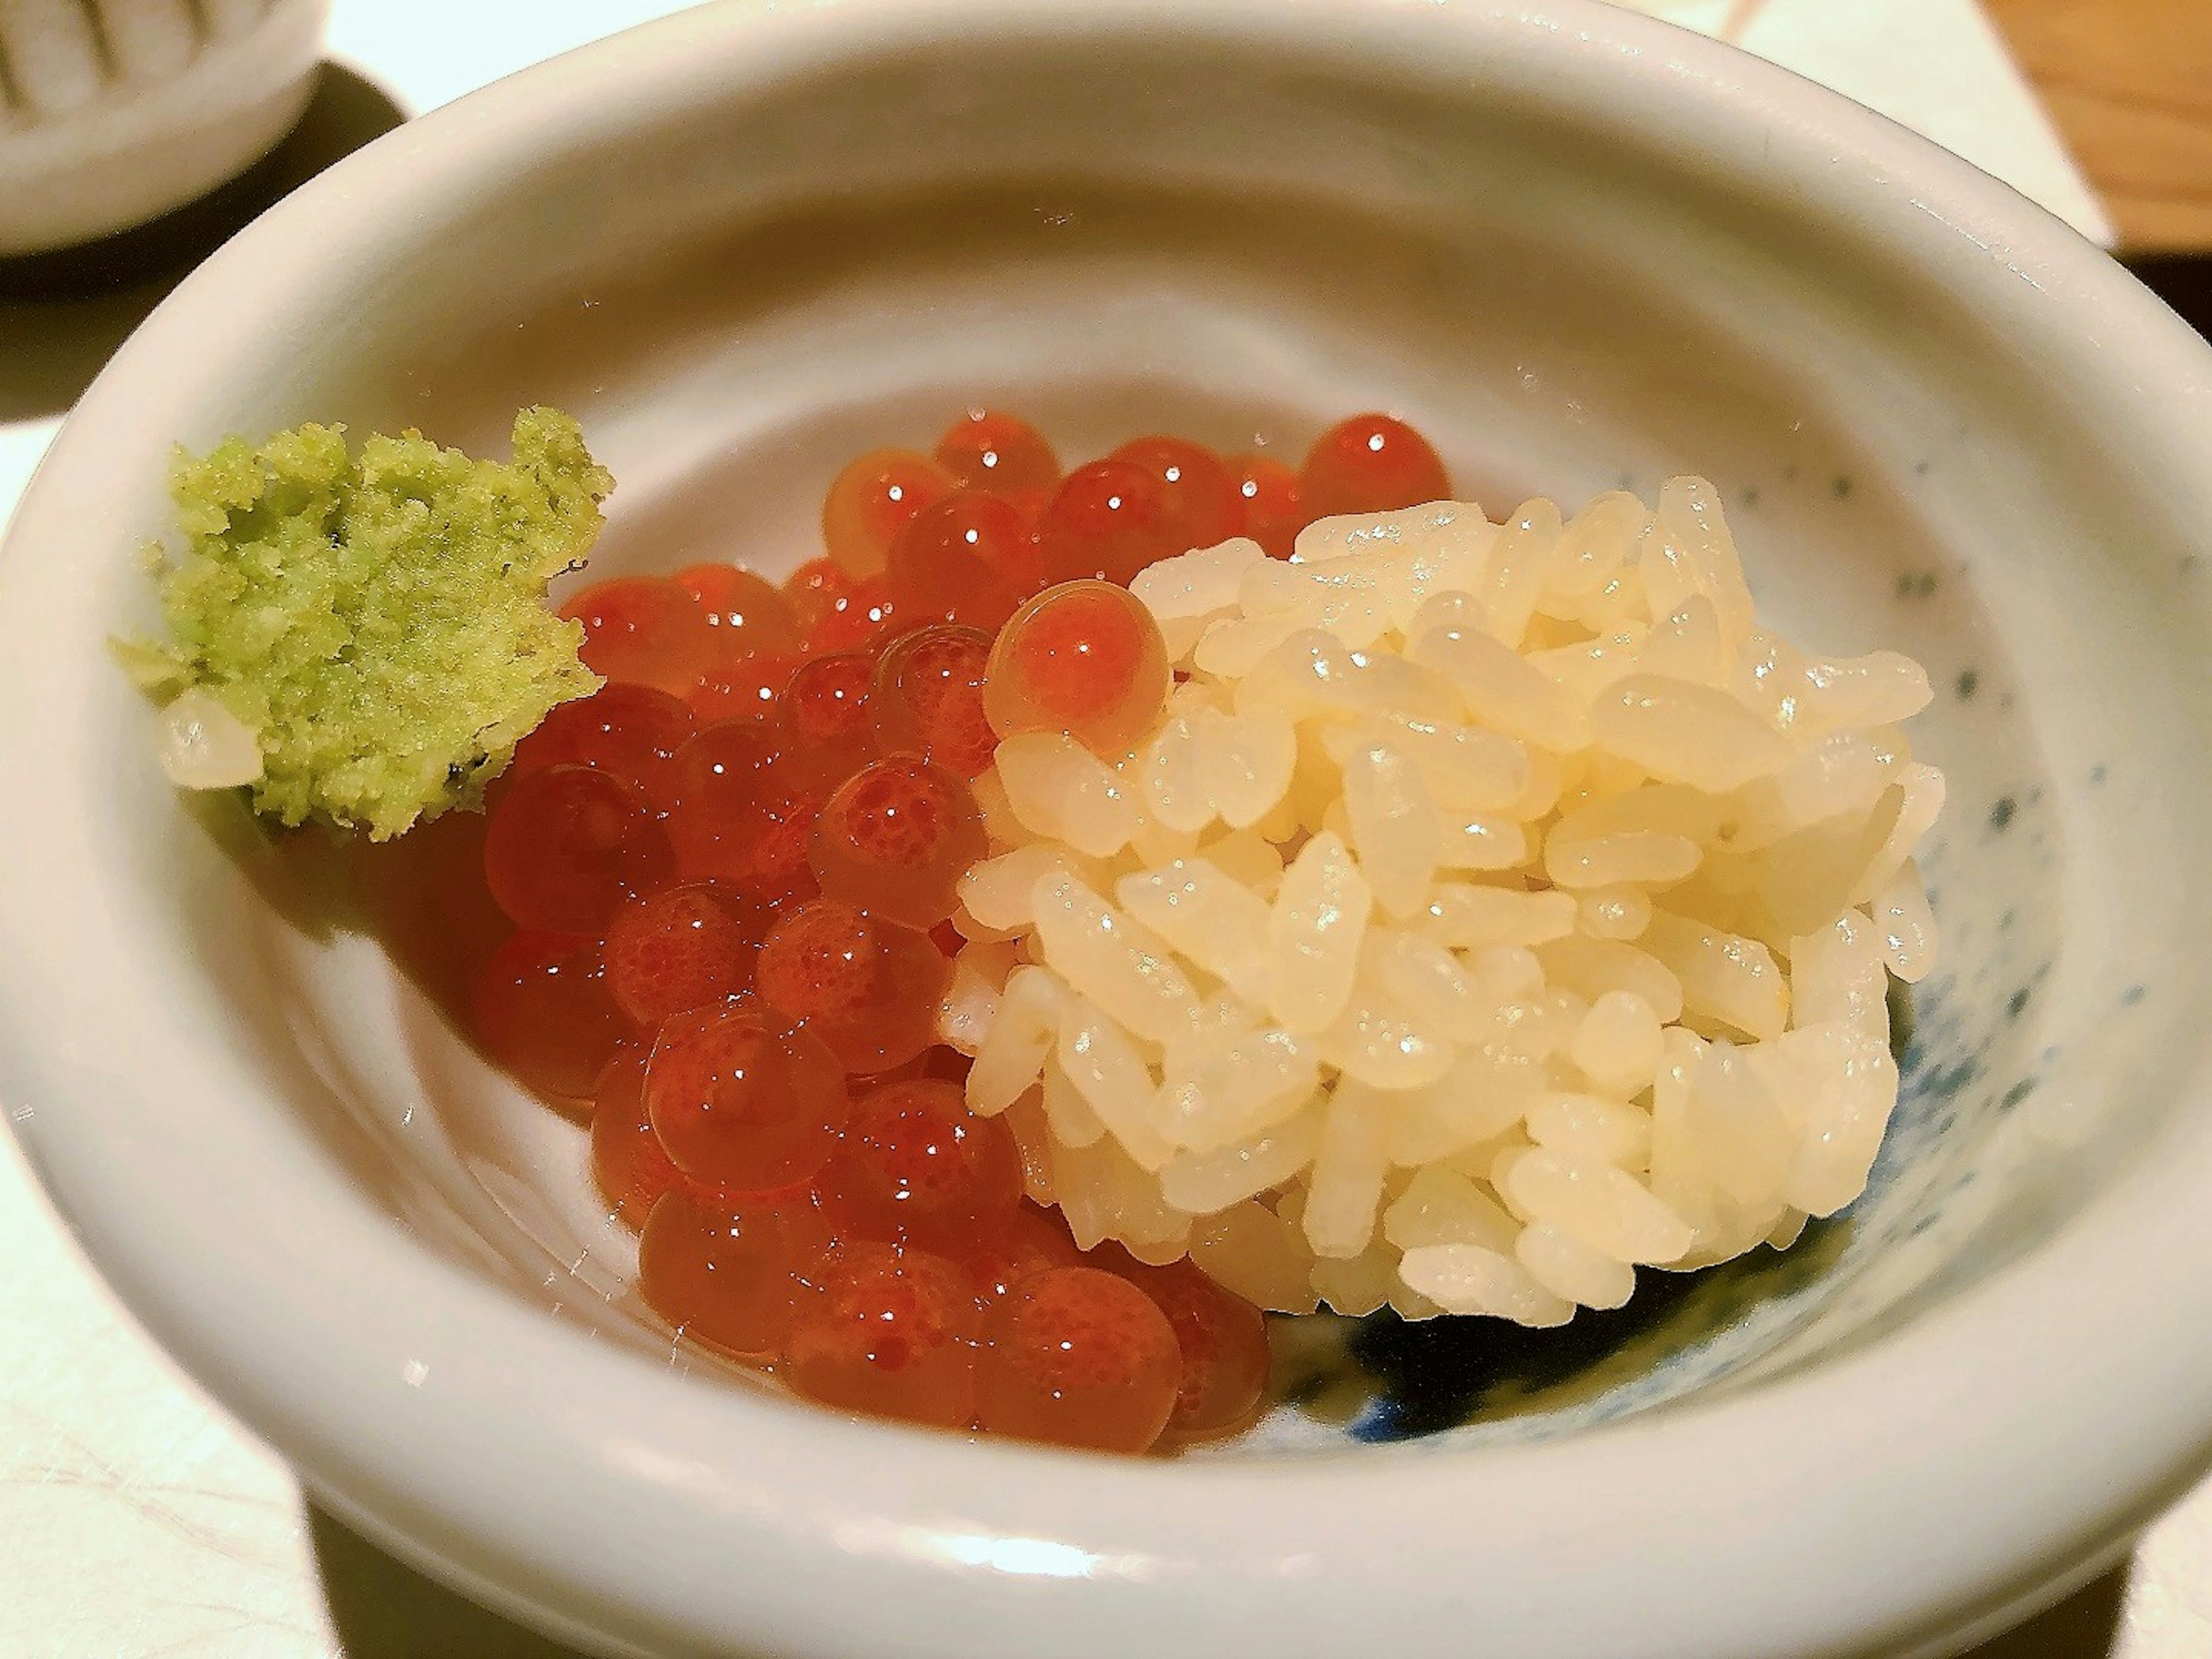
<box><xmin>147</xmin><ymin>407</ymin><xmax>611</xmax><ymax>839</ymax></box>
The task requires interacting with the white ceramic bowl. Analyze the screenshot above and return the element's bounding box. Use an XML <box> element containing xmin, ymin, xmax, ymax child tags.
<box><xmin>6</xmin><ymin>2</ymin><xmax>2212</xmax><ymax>1655</ymax></box>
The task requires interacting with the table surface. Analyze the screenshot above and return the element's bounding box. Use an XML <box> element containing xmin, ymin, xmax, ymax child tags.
<box><xmin>1987</xmin><ymin>0</ymin><xmax>2212</xmax><ymax>252</ymax></box>
<box><xmin>6</xmin><ymin>3</ymin><xmax>2212</xmax><ymax>1656</ymax></box>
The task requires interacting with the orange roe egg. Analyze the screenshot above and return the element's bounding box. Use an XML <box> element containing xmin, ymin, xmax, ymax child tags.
<box><xmin>923</xmin><ymin>690</ymin><xmax>999</xmax><ymax>779</ymax></box>
<box><xmin>1229</xmin><ymin>452</ymin><xmax>1306</xmax><ymax>559</ymax></box>
<box><xmin>510</xmin><ymin>684</ymin><xmax>695</xmax><ymax>812</ymax></box>
<box><xmin>962</xmin><ymin>1202</ymin><xmax>1085</xmax><ymax>1307</ymax></box>
<box><xmin>690</xmin><ymin>649</ymin><xmax>800</xmax><ymax>725</ymax></box>
<box><xmin>664</xmin><ymin>722</ymin><xmax>785</xmax><ymax>883</ymax></box>
<box><xmin>645</xmin><ymin>1020</ymin><xmax>837</xmax><ymax>1205</ymax></box>
<box><xmin>1001</xmin><ymin>488</ymin><xmax>1052</xmax><ymax>537</ymax></box>
<box><xmin>602</xmin><ymin>881</ymin><xmax>762</xmax><ymax>1029</ymax></box>
<box><xmin>809</xmin><ymin>756</ymin><xmax>987</xmax><ymax>928</ymax></box>
<box><xmin>471</xmin><ymin>931</ymin><xmax>626</xmax><ymax>1104</ymax></box>
<box><xmin>1299</xmin><ymin>412</ymin><xmax>1451</xmax><ymax>521</ymax></box>
<box><xmin>1109</xmin><ymin>435</ymin><xmax>1241</xmax><ymax>555</ymax></box>
<box><xmin>982</xmin><ymin>579</ymin><xmax>1171</xmax><ymax>755</ymax></box>
<box><xmin>738</xmin><ymin>786</ymin><xmax>831</xmax><ymax>908</ymax></box>
<box><xmin>761</xmin><ymin>903</ymin><xmax>948</xmax><ymax>1073</ymax></box>
<box><xmin>646</xmin><ymin>1006</ymin><xmax>848</xmax><ymax>1194</ymax></box>
<box><xmin>872</xmin><ymin>625</ymin><xmax>993</xmax><ymax>767</ymax></box>
<box><xmin>1036</xmin><ymin>459</ymin><xmax>1184</xmax><ymax>588</ymax></box>
<box><xmin>884</xmin><ymin>491</ymin><xmax>1033</xmax><ymax>631</ymax></box>
<box><xmin>782</xmin><ymin>1241</ymin><xmax>981</xmax><ymax>1429</ymax></box>
<box><xmin>813</xmin><ymin>925</ymin><xmax>949</xmax><ymax>1073</ymax></box>
<box><xmin>933</xmin><ymin>409</ymin><xmax>1060</xmax><ymax>495</ymax></box>
<box><xmin>774</xmin><ymin>652</ymin><xmax>877</xmax><ymax>792</ymax></box>
<box><xmin>755</xmin><ymin>899</ymin><xmax>877</xmax><ymax>1025</ymax></box>
<box><xmin>819</xmin><ymin>1078</ymin><xmax>1022</xmax><ymax>1253</ymax></box>
<box><xmin>560</xmin><ymin>575</ymin><xmax>717</xmax><ymax>698</ymax></box>
<box><xmin>808</xmin><ymin>575</ymin><xmax>900</xmax><ymax>655</ymax></box>
<box><xmin>590</xmin><ymin>1046</ymin><xmax>685</xmax><ymax>1226</ymax></box>
<box><xmin>483</xmin><ymin>764</ymin><xmax>674</xmax><ymax>935</ymax></box>
<box><xmin>639</xmin><ymin>1187</ymin><xmax>835</xmax><ymax>1364</ymax></box>
<box><xmin>676</xmin><ymin>564</ymin><xmax>804</xmax><ymax>657</ymax></box>
<box><xmin>785</xmin><ymin>557</ymin><xmax>858</xmax><ymax>639</ymax></box>
<box><xmin>978</xmin><ymin>1266</ymin><xmax>1183</xmax><ymax>1453</ymax></box>
<box><xmin>822</xmin><ymin>448</ymin><xmax>956</xmax><ymax>579</ymax></box>
<box><xmin>1114</xmin><ymin>1257</ymin><xmax>1272</xmax><ymax>1442</ymax></box>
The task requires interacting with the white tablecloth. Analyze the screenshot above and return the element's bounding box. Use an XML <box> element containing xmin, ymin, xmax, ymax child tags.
<box><xmin>0</xmin><ymin>3</ymin><xmax>2194</xmax><ymax>1653</ymax></box>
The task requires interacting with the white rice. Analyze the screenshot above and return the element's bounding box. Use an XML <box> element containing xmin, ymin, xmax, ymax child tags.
<box><xmin>942</xmin><ymin>479</ymin><xmax>1939</xmax><ymax>1324</ymax></box>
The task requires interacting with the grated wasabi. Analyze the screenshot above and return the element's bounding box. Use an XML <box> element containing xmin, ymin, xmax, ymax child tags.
<box><xmin>141</xmin><ymin>407</ymin><xmax>611</xmax><ymax>839</ymax></box>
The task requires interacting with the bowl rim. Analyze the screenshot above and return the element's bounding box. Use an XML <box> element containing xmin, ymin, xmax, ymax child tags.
<box><xmin>7</xmin><ymin>2</ymin><xmax>2212</xmax><ymax>1656</ymax></box>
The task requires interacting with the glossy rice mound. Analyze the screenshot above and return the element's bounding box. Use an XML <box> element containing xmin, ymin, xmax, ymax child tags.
<box><xmin>940</xmin><ymin>480</ymin><xmax>1940</xmax><ymax>1326</ymax></box>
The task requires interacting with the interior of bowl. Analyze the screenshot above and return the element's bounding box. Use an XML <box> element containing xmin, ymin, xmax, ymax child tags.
<box><xmin>58</xmin><ymin>9</ymin><xmax>2212</xmax><ymax>1461</ymax></box>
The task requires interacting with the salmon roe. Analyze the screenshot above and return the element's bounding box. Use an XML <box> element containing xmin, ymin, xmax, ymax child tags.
<box><xmin>885</xmin><ymin>492</ymin><xmax>1032</xmax><ymax>631</ymax></box>
<box><xmin>810</xmin><ymin>755</ymin><xmax>987</xmax><ymax>929</ymax></box>
<box><xmin>561</xmin><ymin>575</ymin><xmax>717</xmax><ymax>698</ymax></box>
<box><xmin>601</xmin><ymin>881</ymin><xmax>761</xmax><ymax>1029</ymax></box>
<box><xmin>820</xmin><ymin>1078</ymin><xmax>1022</xmax><ymax>1253</ymax></box>
<box><xmin>872</xmin><ymin>624</ymin><xmax>994</xmax><ymax>777</ymax></box>
<box><xmin>822</xmin><ymin>448</ymin><xmax>955</xmax><ymax>579</ymax></box>
<box><xmin>983</xmin><ymin>579</ymin><xmax>1171</xmax><ymax>756</ymax></box>
<box><xmin>1035</xmin><ymin>459</ymin><xmax>1183</xmax><ymax>588</ymax></box>
<box><xmin>979</xmin><ymin>1267</ymin><xmax>1184</xmax><ymax>1453</ymax></box>
<box><xmin>471</xmin><ymin>931</ymin><xmax>624</xmax><ymax>1104</ymax></box>
<box><xmin>646</xmin><ymin>1005</ymin><xmax>848</xmax><ymax>1194</ymax></box>
<box><xmin>590</xmin><ymin>1047</ymin><xmax>683</xmax><ymax>1226</ymax></box>
<box><xmin>933</xmin><ymin>409</ymin><xmax>1060</xmax><ymax>495</ymax></box>
<box><xmin>1300</xmin><ymin>411</ymin><xmax>1452</xmax><ymax>521</ymax></box>
<box><xmin>376</xmin><ymin>408</ymin><xmax>1450</xmax><ymax>1452</ymax></box>
<box><xmin>510</xmin><ymin>683</ymin><xmax>694</xmax><ymax>811</ymax></box>
<box><xmin>782</xmin><ymin>1241</ymin><xmax>982</xmax><ymax>1428</ymax></box>
<box><xmin>1109</xmin><ymin>435</ymin><xmax>1241</xmax><ymax>556</ymax></box>
<box><xmin>1229</xmin><ymin>453</ymin><xmax>1305</xmax><ymax>559</ymax></box>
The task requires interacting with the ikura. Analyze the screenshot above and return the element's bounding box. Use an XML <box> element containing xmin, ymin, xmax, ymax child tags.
<box><xmin>933</xmin><ymin>409</ymin><xmax>1060</xmax><ymax>495</ymax></box>
<box><xmin>677</xmin><ymin>563</ymin><xmax>803</xmax><ymax>657</ymax></box>
<box><xmin>509</xmin><ymin>684</ymin><xmax>695</xmax><ymax>811</ymax></box>
<box><xmin>355</xmin><ymin>406</ymin><xmax>1445</xmax><ymax>1455</ymax></box>
<box><xmin>821</xmin><ymin>449</ymin><xmax>955</xmax><ymax>579</ymax></box>
<box><xmin>590</xmin><ymin>1047</ymin><xmax>684</xmax><ymax>1226</ymax></box>
<box><xmin>646</xmin><ymin>1005</ymin><xmax>848</xmax><ymax>1193</ymax></box>
<box><xmin>639</xmin><ymin>1187</ymin><xmax>835</xmax><ymax>1364</ymax></box>
<box><xmin>963</xmin><ymin>1202</ymin><xmax>1085</xmax><ymax>1306</ymax></box>
<box><xmin>560</xmin><ymin>575</ymin><xmax>716</xmax><ymax>698</ymax></box>
<box><xmin>483</xmin><ymin>764</ymin><xmax>673</xmax><ymax>935</ymax></box>
<box><xmin>885</xmin><ymin>492</ymin><xmax>1034</xmax><ymax>631</ymax></box>
<box><xmin>809</xmin><ymin>755</ymin><xmax>987</xmax><ymax>929</ymax></box>
<box><xmin>774</xmin><ymin>653</ymin><xmax>877</xmax><ymax>791</ymax></box>
<box><xmin>662</xmin><ymin>722</ymin><xmax>784</xmax><ymax>884</ymax></box>
<box><xmin>1108</xmin><ymin>1254</ymin><xmax>1272</xmax><ymax>1443</ymax></box>
<box><xmin>872</xmin><ymin>625</ymin><xmax>995</xmax><ymax>777</ymax></box>
<box><xmin>1035</xmin><ymin>459</ymin><xmax>1183</xmax><ymax>588</ymax></box>
<box><xmin>1229</xmin><ymin>453</ymin><xmax>1305</xmax><ymax>559</ymax></box>
<box><xmin>979</xmin><ymin>1267</ymin><xmax>1184</xmax><ymax>1453</ymax></box>
<box><xmin>781</xmin><ymin>1241</ymin><xmax>981</xmax><ymax>1429</ymax></box>
<box><xmin>806</xmin><ymin>575</ymin><xmax>899</xmax><ymax>655</ymax></box>
<box><xmin>982</xmin><ymin>579</ymin><xmax>1171</xmax><ymax>756</ymax></box>
<box><xmin>757</xmin><ymin>900</ymin><xmax>948</xmax><ymax>1073</ymax></box>
<box><xmin>1109</xmin><ymin>435</ymin><xmax>1241</xmax><ymax>556</ymax></box>
<box><xmin>818</xmin><ymin>1078</ymin><xmax>1022</xmax><ymax>1254</ymax></box>
<box><xmin>689</xmin><ymin>650</ymin><xmax>800</xmax><ymax>725</ymax></box>
<box><xmin>1299</xmin><ymin>412</ymin><xmax>1452</xmax><ymax>521</ymax></box>
<box><xmin>783</xmin><ymin>557</ymin><xmax>857</xmax><ymax>639</ymax></box>
<box><xmin>601</xmin><ymin>881</ymin><xmax>762</xmax><ymax>1029</ymax></box>
<box><xmin>471</xmin><ymin>931</ymin><xmax>625</xmax><ymax>1104</ymax></box>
